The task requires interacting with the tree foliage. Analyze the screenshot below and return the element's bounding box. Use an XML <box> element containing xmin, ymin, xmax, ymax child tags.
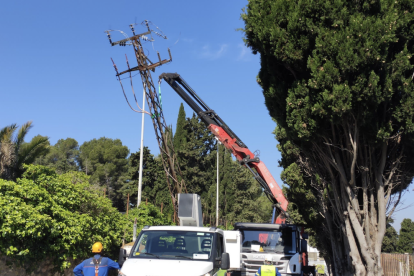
<box><xmin>381</xmin><ymin>220</ymin><xmax>398</xmax><ymax>253</ymax></box>
<box><xmin>0</xmin><ymin>165</ymin><xmax>124</xmax><ymax>273</ymax></box>
<box><xmin>0</xmin><ymin>113</ymin><xmax>276</xmax><ymax>273</ymax></box>
<box><xmin>173</xmin><ymin>103</ymin><xmax>187</xmax><ymax>152</ymax></box>
<box><xmin>397</xmin><ymin>218</ymin><xmax>414</xmax><ymax>253</ymax></box>
<box><xmin>123</xmin><ymin>203</ymin><xmax>173</xmax><ymax>242</ymax></box>
<box><xmin>179</xmin><ymin>114</ymin><xmax>216</xmax><ymax>196</ymax></box>
<box><xmin>243</xmin><ymin>0</ymin><xmax>414</xmax><ymax>275</ymax></box>
<box><xmin>78</xmin><ymin>137</ymin><xmax>129</xmax><ymax>210</ymax></box>
<box><xmin>172</xmin><ymin>113</ymin><xmax>272</xmax><ymax>226</ymax></box>
<box><xmin>225</xmin><ymin>163</ymin><xmax>271</xmax><ymax>224</ymax></box>
<box><xmin>119</xmin><ymin>147</ymin><xmax>174</xmax><ymax>218</ymax></box>
<box><xmin>0</xmin><ymin>121</ymin><xmax>49</xmax><ymax>180</ymax></box>
<box><xmin>35</xmin><ymin>138</ymin><xmax>79</xmax><ymax>174</ymax></box>
<box><xmin>207</xmin><ymin>144</ymin><xmax>272</xmax><ymax>225</ymax></box>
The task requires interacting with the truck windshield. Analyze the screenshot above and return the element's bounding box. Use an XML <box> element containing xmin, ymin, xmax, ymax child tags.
<box><xmin>131</xmin><ymin>230</ymin><xmax>214</xmax><ymax>261</ymax></box>
<box><xmin>240</xmin><ymin>228</ymin><xmax>296</xmax><ymax>254</ymax></box>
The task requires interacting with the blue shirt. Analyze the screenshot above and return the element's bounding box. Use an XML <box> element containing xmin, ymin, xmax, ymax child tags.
<box><xmin>73</xmin><ymin>254</ymin><xmax>120</xmax><ymax>276</ymax></box>
<box><xmin>255</xmin><ymin>266</ymin><xmax>282</xmax><ymax>276</ymax></box>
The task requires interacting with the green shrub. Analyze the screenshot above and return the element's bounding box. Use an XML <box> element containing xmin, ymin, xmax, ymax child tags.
<box><xmin>0</xmin><ymin>165</ymin><xmax>125</xmax><ymax>273</ymax></box>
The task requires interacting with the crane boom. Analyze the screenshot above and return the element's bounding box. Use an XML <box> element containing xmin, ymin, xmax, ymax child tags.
<box><xmin>160</xmin><ymin>73</ymin><xmax>288</xmax><ymax>223</ymax></box>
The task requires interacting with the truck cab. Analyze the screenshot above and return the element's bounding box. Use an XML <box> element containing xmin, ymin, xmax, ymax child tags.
<box><xmin>119</xmin><ymin>194</ymin><xmax>234</xmax><ymax>276</ymax></box>
<box><xmin>119</xmin><ymin>225</ymin><xmax>228</xmax><ymax>276</ymax></box>
<box><xmin>234</xmin><ymin>223</ymin><xmax>304</xmax><ymax>276</ymax></box>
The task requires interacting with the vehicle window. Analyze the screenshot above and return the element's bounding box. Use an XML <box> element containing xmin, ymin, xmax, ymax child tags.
<box><xmin>131</xmin><ymin>230</ymin><xmax>214</xmax><ymax>261</ymax></box>
<box><xmin>241</xmin><ymin>228</ymin><xmax>294</xmax><ymax>253</ymax></box>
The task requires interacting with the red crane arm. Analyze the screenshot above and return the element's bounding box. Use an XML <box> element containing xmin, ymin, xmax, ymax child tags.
<box><xmin>208</xmin><ymin>124</ymin><xmax>288</xmax><ymax>223</ymax></box>
<box><xmin>160</xmin><ymin>73</ymin><xmax>289</xmax><ymax>223</ymax></box>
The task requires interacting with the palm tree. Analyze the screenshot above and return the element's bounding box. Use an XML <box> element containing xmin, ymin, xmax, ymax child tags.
<box><xmin>0</xmin><ymin>121</ymin><xmax>49</xmax><ymax>180</ymax></box>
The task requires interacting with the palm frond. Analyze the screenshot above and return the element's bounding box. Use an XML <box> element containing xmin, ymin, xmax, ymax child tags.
<box><xmin>0</xmin><ymin>124</ymin><xmax>18</xmax><ymax>143</ymax></box>
<box><xmin>17</xmin><ymin>135</ymin><xmax>50</xmax><ymax>168</ymax></box>
<box><xmin>15</xmin><ymin>121</ymin><xmax>33</xmax><ymax>148</ymax></box>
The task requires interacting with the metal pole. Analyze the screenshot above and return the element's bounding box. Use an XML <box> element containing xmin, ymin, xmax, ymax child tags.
<box><xmin>137</xmin><ymin>84</ymin><xmax>146</xmax><ymax>207</ymax></box>
<box><xmin>133</xmin><ymin>218</ymin><xmax>137</xmax><ymax>242</ymax></box>
<box><xmin>271</xmin><ymin>206</ymin><xmax>277</xmax><ymax>223</ymax></box>
<box><xmin>216</xmin><ymin>139</ymin><xmax>220</xmax><ymax>226</ymax></box>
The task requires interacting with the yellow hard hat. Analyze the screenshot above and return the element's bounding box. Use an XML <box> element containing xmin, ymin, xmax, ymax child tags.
<box><xmin>92</xmin><ymin>242</ymin><xmax>103</xmax><ymax>253</ymax></box>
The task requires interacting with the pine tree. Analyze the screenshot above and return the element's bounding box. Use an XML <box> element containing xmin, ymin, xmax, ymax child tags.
<box><xmin>35</xmin><ymin>138</ymin><xmax>79</xmax><ymax>174</ymax></box>
<box><xmin>78</xmin><ymin>137</ymin><xmax>129</xmax><ymax>211</ymax></box>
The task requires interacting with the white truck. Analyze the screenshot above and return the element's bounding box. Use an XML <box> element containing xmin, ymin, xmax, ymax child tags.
<box><xmin>119</xmin><ymin>225</ymin><xmax>236</xmax><ymax>276</ymax></box>
<box><xmin>118</xmin><ymin>194</ymin><xmax>308</xmax><ymax>276</ymax></box>
<box><xmin>118</xmin><ymin>194</ymin><xmax>239</xmax><ymax>276</ymax></box>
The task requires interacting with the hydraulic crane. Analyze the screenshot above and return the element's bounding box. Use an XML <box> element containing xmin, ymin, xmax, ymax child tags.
<box><xmin>159</xmin><ymin>73</ymin><xmax>288</xmax><ymax>224</ymax></box>
<box><xmin>159</xmin><ymin>73</ymin><xmax>311</xmax><ymax>274</ymax></box>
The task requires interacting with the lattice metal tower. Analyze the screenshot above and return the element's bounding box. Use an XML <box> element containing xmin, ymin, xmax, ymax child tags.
<box><xmin>106</xmin><ymin>21</ymin><xmax>185</xmax><ymax>223</ymax></box>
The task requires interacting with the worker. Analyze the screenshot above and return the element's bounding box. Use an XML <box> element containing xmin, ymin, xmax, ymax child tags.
<box><xmin>73</xmin><ymin>242</ymin><xmax>120</xmax><ymax>276</ymax></box>
<box><xmin>255</xmin><ymin>255</ymin><xmax>282</xmax><ymax>276</ymax></box>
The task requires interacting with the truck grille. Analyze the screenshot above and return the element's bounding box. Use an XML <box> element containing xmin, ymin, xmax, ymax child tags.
<box><xmin>241</xmin><ymin>254</ymin><xmax>290</xmax><ymax>276</ymax></box>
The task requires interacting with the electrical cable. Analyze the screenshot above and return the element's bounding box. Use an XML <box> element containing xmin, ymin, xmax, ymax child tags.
<box><xmin>145</xmin><ymin>20</ymin><xmax>168</xmax><ymax>39</ymax></box>
<box><xmin>168</xmin><ymin>32</ymin><xmax>181</xmax><ymax>49</ymax></box>
<box><xmin>111</xmin><ymin>58</ymin><xmax>150</xmax><ymax>115</ymax></box>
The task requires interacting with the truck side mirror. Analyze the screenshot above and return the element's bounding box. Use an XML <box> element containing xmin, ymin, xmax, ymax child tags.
<box><xmin>301</xmin><ymin>232</ymin><xmax>309</xmax><ymax>239</ymax></box>
<box><xmin>118</xmin><ymin>248</ymin><xmax>128</xmax><ymax>266</ymax></box>
<box><xmin>300</xmin><ymin>240</ymin><xmax>308</xmax><ymax>253</ymax></box>
<box><xmin>221</xmin><ymin>253</ymin><xmax>230</xmax><ymax>270</ymax></box>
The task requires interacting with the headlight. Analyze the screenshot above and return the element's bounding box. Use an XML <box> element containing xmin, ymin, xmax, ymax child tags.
<box><xmin>118</xmin><ymin>271</ymin><xmax>127</xmax><ymax>276</ymax></box>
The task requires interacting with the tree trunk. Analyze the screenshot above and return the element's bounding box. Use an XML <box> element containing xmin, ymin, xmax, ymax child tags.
<box><xmin>296</xmin><ymin>119</ymin><xmax>407</xmax><ymax>275</ymax></box>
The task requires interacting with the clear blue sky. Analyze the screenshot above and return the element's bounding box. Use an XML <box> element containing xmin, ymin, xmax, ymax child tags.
<box><xmin>1</xmin><ymin>0</ymin><xmax>412</xmax><ymax>232</ymax></box>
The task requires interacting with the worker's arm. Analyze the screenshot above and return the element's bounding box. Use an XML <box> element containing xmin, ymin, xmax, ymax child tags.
<box><xmin>107</xmin><ymin>258</ymin><xmax>120</xmax><ymax>270</ymax></box>
<box><xmin>255</xmin><ymin>267</ymin><xmax>261</xmax><ymax>276</ymax></box>
<box><xmin>73</xmin><ymin>261</ymin><xmax>84</xmax><ymax>276</ymax></box>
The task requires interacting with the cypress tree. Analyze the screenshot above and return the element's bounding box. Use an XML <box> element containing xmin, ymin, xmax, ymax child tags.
<box><xmin>381</xmin><ymin>219</ymin><xmax>398</xmax><ymax>253</ymax></box>
<box><xmin>397</xmin><ymin>219</ymin><xmax>414</xmax><ymax>253</ymax></box>
<box><xmin>173</xmin><ymin>103</ymin><xmax>187</xmax><ymax>152</ymax></box>
<box><xmin>243</xmin><ymin>0</ymin><xmax>414</xmax><ymax>275</ymax></box>
<box><xmin>179</xmin><ymin>114</ymin><xmax>216</xmax><ymax>195</ymax></box>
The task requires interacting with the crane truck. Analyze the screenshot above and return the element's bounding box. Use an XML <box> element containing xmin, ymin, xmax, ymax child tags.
<box><xmin>160</xmin><ymin>73</ymin><xmax>310</xmax><ymax>276</ymax></box>
<box><xmin>118</xmin><ymin>73</ymin><xmax>311</xmax><ymax>276</ymax></box>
